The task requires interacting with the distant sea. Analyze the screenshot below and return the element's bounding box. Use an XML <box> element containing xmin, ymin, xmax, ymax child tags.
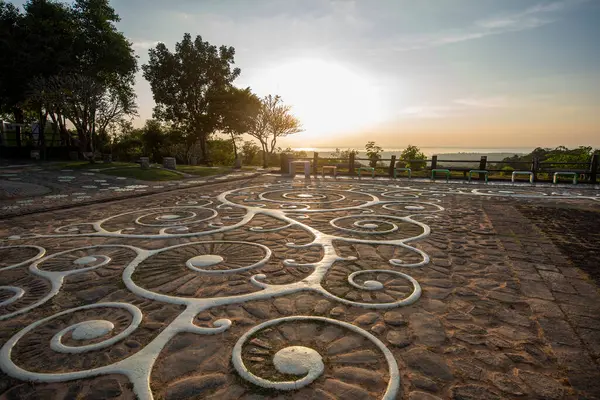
<box><xmin>292</xmin><ymin>147</ymin><xmax>531</xmax><ymax>162</ymax></box>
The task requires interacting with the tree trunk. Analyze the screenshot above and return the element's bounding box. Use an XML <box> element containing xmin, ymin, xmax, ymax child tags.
<box><xmin>13</xmin><ymin>107</ymin><xmax>23</xmax><ymax>148</ymax></box>
<box><xmin>261</xmin><ymin>142</ymin><xmax>268</xmax><ymax>168</ymax></box>
<box><xmin>230</xmin><ymin>132</ymin><xmax>238</xmax><ymax>158</ymax></box>
<box><xmin>199</xmin><ymin>135</ymin><xmax>210</xmax><ymax>166</ymax></box>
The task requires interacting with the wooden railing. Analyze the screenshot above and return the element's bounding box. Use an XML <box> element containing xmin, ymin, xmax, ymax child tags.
<box><xmin>281</xmin><ymin>152</ymin><xmax>600</xmax><ymax>184</ymax></box>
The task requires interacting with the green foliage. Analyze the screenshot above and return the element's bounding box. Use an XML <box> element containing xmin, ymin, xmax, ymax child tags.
<box><xmin>501</xmin><ymin>166</ymin><xmax>514</xmax><ymax>176</ymax></box>
<box><xmin>142</xmin><ymin>33</ymin><xmax>241</xmax><ymax>163</ymax></box>
<box><xmin>365</xmin><ymin>141</ymin><xmax>383</xmax><ymax>168</ymax></box>
<box><xmin>141</xmin><ymin>120</ymin><xmax>167</xmax><ymax>162</ymax></box>
<box><xmin>497</xmin><ymin>146</ymin><xmax>597</xmax><ymax>170</ymax></box>
<box><xmin>241</xmin><ymin>141</ymin><xmax>261</xmax><ymax>165</ymax></box>
<box><xmin>208</xmin><ymin>139</ymin><xmax>235</xmax><ymax>166</ymax></box>
<box><xmin>399</xmin><ymin>144</ymin><xmax>427</xmax><ymax>170</ymax></box>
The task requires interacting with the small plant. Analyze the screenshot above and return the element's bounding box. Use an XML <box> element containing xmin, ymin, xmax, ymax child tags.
<box><xmin>365</xmin><ymin>141</ymin><xmax>383</xmax><ymax>168</ymax></box>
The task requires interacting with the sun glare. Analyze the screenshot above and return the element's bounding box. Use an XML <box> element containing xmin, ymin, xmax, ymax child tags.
<box><xmin>257</xmin><ymin>58</ymin><xmax>386</xmax><ymax>140</ymax></box>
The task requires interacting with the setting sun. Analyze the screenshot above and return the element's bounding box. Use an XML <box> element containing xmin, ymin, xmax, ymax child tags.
<box><xmin>253</xmin><ymin>58</ymin><xmax>387</xmax><ymax>139</ymax></box>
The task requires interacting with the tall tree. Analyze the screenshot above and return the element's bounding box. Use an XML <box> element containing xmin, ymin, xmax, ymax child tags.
<box><xmin>248</xmin><ymin>95</ymin><xmax>303</xmax><ymax>168</ymax></box>
<box><xmin>142</xmin><ymin>33</ymin><xmax>241</xmax><ymax>163</ymax></box>
<box><xmin>218</xmin><ymin>87</ymin><xmax>261</xmax><ymax>158</ymax></box>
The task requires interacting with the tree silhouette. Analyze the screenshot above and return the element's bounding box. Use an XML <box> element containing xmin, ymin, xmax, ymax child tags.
<box><xmin>142</xmin><ymin>33</ymin><xmax>241</xmax><ymax>164</ymax></box>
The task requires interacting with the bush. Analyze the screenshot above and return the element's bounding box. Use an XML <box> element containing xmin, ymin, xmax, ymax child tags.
<box><xmin>501</xmin><ymin>166</ymin><xmax>514</xmax><ymax>176</ymax></box>
<box><xmin>398</xmin><ymin>145</ymin><xmax>427</xmax><ymax>171</ymax></box>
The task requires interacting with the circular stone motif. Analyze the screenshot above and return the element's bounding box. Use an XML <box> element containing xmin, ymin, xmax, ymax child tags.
<box><xmin>273</xmin><ymin>346</ymin><xmax>324</xmax><ymax>376</ymax></box>
<box><xmin>73</xmin><ymin>256</ymin><xmax>97</xmax><ymax>265</ymax></box>
<box><xmin>156</xmin><ymin>214</ymin><xmax>181</xmax><ymax>220</ymax></box>
<box><xmin>187</xmin><ymin>254</ymin><xmax>224</xmax><ymax>267</ymax></box>
<box><xmin>71</xmin><ymin>320</ymin><xmax>115</xmax><ymax>340</ymax></box>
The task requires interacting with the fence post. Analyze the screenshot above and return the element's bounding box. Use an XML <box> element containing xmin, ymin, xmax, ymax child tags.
<box><xmin>389</xmin><ymin>155</ymin><xmax>396</xmax><ymax>177</ymax></box>
<box><xmin>431</xmin><ymin>155</ymin><xmax>437</xmax><ymax>170</ymax></box>
<box><xmin>281</xmin><ymin>153</ymin><xmax>289</xmax><ymax>174</ymax></box>
<box><xmin>349</xmin><ymin>152</ymin><xmax>355</xmax><ymax>176</ymax></box>
<box><xmin>531</xmin><ymin>157</ymin><xmax>538</xmax><ymax>182</ymax></box>
<box><xmin>590</xmin><ymin>153</ymin><xmax>598</xmax><ymax>184</ymax></box>
<box><xmin>479</xmin><ymin>156</ymin><xmax>487</xmax><ymax>180</ymax></box>
<box><xmin>313</xmin><ymin>152</ymin><xmax>319</xmax><ymax>176</ymax></box>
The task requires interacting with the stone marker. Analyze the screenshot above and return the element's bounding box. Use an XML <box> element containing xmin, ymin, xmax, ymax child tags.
<box><xmin>163</xmin><ymin>157</ymin><xmax>176</xmax><ymax>170</ymax></box>
<box><xmin>140</xmin><ymin>157</ymin><xmax>150</xmax><ymax>169</ymax></box>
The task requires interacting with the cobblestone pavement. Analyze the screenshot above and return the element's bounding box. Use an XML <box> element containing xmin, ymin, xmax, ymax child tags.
<box><xmin>0</xmin><ymin>165</ymin><xmax>258</xmax><ymax>217</ymax></box>
<box><xmin>0</xmin><ymin>176</ymin><xmax>599</xmax><ymax>399</ymax></box>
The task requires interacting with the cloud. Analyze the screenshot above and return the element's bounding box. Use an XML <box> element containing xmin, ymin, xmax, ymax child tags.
<box><xmin>131</xmin><ymin>40</ymin><xmax>162</xmax><ymax>50</ymax></box>
<box><xmin>391</xmin><ymin>0</ymin><xmax>586</xmax><ymax>51</ymax></box>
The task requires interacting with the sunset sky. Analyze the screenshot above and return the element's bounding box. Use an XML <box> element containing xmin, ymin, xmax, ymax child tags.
<box><xmin>18</xmin><ymin>0</ymin><xmax>600</xmax><ymax>149</ymax></box>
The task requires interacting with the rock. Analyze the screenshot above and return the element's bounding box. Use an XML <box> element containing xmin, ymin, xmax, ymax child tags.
<box><xmin>354</xmin><ymin>312</ymin><xmax>379</xmax><ymax>325</ymax></box>
<box><xmin>157</xmin><ymin>347</ymin><xmax>217</xmax><ymax>382</ymax></box>
<box><xmin>409</xmin><ymin>313</ymin><xmax>447</xmax><ymax>346</ymax></box>
<box><xmin>333</xmin><ymin>367</ymin><xmax>382</xmax><ymax>386</ymax></box>
<box><xmin>387</xmin><ymin>330</ymin><xmax>412</xmax><ymax>348</ymax></box>
<box><xmin>473</xmin><ymin>350</ymin><xmax>511</xmax><ymax>369</ymax></box>
<box><xmin>517</xmin><ymin>370</ymin><xmax>565</xmax><ymax>399</ymax></box>
<box><xmin>326</xmin><ymin>336</ymin><xmax>363</xmax><ymax>355</ymax></box>
<box><xmin>88</xmin><ymin>378</ymin><xmax>122</xmax><ymax>399</ymax></box>
<box><xmin>242</xmin><ymin>302</ymin><xmax>271</xmax><ymax>319</ymax></box>
<box><xmin>273</xmin><ymin>298</ymin><xmax>293</xmax><ymax>315</ymax></box>
<box><xmin>403</xmin><ymin>348</ymin><xmax>453</xmax><ymax>381</ymax></box>
<box><xmin>451</xmin><ymin>359</ymin><xmax>483</xmax><ymax>380</ymax></box>
<box><xmin>409</xmin><ymin>391</ymin><xmax>444</xmax><ymax>400</ymax></box>
<box><xmin>450</xmin><ymin>384</ymin><xmax>501</xmax><ymax>400</ymax></box>
<box><xmin>410</xmin><ymin>373</ymin><xmax>439</xmax><ymax>392</ymax></box>
<box><xmin>76</xmin><ymin>286</ymin><xmax>112</xmax><ymax>302</ymax></box>
<box><xmin>165</xmin><ymin>374</ymin><xmax>226</xmax><ymax>400</ymax></box>
<box><xmin>489</xmin><ymin>372</ymin><xmax>526</xmax><ymax>396</ymax></box>
<box><xmin>371</xmin><ymin>323</ymin><xmax>386</xmax><ymax>335</ymax></box>
<box><xmin>314</xmin><ymin>300</ymin><xmax>331</xmax><ymax>314</ymax></box>
<box><xmin>323</xmin><ymin>379</ymin><xmax>371</xmax><ymax>400</ymax></box>
<box><xmin>329</xmin><ymin>306</ymin><xmax>346</xmax><ymax>318</ymax></box>
<box><xmin>295</xmin><ymin>295</ymin><xmax>317</xmax><ymax>314</ymax></box>
<box><xmin>331</xmin><ymin>350</ymin><xmax>378</xmax><ymax>364</ymax></box>
<box><xmin>383</xmin><ymin>311</ymin><xmax>406</xmax><ymax>326</ymax></box>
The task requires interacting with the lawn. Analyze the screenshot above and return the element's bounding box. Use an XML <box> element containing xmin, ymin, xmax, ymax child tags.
<box><xmin>49</xmin><ymin>161</ymin><xmax>135</xmax><ymax>170</ymax></box>
<box><xmin>176</xmin><ymin>165</ymin><xmax>235</xmax><ymax>176</ymax></box>
<box><xmin>100</xmin><ymin>167</ymin><xmax>182</xmax><ymax>181</ymax></box>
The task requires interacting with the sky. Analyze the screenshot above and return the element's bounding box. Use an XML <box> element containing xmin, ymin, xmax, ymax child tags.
<box><xmin>14</xmin><ymin>0</ymin><xmax>600</xmax><ymax>149</ymax></box>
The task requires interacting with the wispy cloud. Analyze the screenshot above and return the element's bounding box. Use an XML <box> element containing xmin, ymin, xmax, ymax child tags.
<box><xmin>131</xmin><ymin>40</ymin><xmax>162</xmax><ymax>50</ymax></box>
<box><xmin>392</xmin><ymin>0</ymin><xmax>587</xmax><ymax>51</ymax></box>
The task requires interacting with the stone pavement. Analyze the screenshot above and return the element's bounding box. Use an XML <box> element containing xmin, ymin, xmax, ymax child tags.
<box><xmin>0</xmin><ymin>176</ymin><xmax>599</xmax><ymax>399</ymax></box>
<box><xmin>0</xmin><ymin>164</ymin><xmax>258</xmax><ymax>217</ymax></box>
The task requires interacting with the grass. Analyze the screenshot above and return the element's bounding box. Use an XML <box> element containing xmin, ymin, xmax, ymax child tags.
<box><xmin>100</xmin><ymin>167</ymin><xmax>182</xmax><ymax>181</ymax></box>
<box><xmin>177</xmin><ymin>165</ymin><xmax>234</xmax><ymax>176</ymax></box>
<box><xmin>48</xmin><ymin>161</ymin><xmax>134</xmax><ymax>170</ymax></box>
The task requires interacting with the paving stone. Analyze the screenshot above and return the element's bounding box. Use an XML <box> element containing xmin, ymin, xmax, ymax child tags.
<box><xmin>387</xmin><ymin>330</ymin><xmax>411</xmax><ymax>348</ymax></box>
<box><xmin>516</xmin><ymin>370</ymin><xmax>566</xmax><ymax>399</ymax></box>
<box><xmin>519</xmin><ymin>279</ymin><xmax>554</xmax><ymax>300</ymax></box>
<box><xmin>450</xmin><ymin>384</ymin><xmax>501</xmax><ymax>400</ymax></box>
<box><xmin>354</xmin><ymin>312</ymin><xmax>380</xmax><ymax>325</ymax></box>
<box><xmin>322</xmin><ymin>379</ymin><xmax>371</xmax><ymax>400</ymax></box>
<box><xmin>88</xmin><ymin>378</ymin><xmax>122</xmax><ymax>399</ymax></box>
<box><xmin>409</xmin><ymin>372</ymin><xmax>439</xmax><ymax>392</ymax></box>
<box><xmin>383</xmin><ymin>311</ymin><xmax>406</xmax><ymax>326</ymax></box>
<box><xmin>165</xmin><ymin>374</ymin><xmax>226</xmax><ymax>400</ymax></box>
<box><xmin>537</xmin><ymin>317</ymin><xmax>581</xmax><ymax>346</ymax></box>
<box><xmin>408</xmin><ymin>391</ymin><xmax>443</xmax><ymax>400</ymax></box>
<box><xmin>403</xmin><ymin>348</ymin><xmax>454</xmax><ymax>382</ymax></box>
<box><xmin>409</xmin><ymin>312</ymin><xmax>447</xmax><ymax>346</ymax></box>
<box><xmin>489</xmin><ymin>372</ymin><xmax>526</xmax><ymax>396</ymax></box>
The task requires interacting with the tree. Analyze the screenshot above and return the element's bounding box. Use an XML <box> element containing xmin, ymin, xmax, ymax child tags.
<box><xmin>241</xmin><ymin>141</ymin><xmax>261</xmax><ymax>165</ymax></box>
<box><xmin>248</xmin><ymin>95</ymin><xmax>303</xmax><ymax>168</ymax></box>
<box><xmin>399</xmin><ymin>144</ymin><xmax>427</xmax><ymax>170</ymax></box>
<box><xmin>142</xmin><ymin>33</ymin><xmax>241</xmax><ymax>164</ymax></box>
<box><xmin>218</xmin><ymin>86</ymin><xmax>261</xmax><ymax>158</ymax></box>
<box><xmin>365</xmin><ymin>141</ymin><xmax>383</xmax><ymax>167</ymax></box>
